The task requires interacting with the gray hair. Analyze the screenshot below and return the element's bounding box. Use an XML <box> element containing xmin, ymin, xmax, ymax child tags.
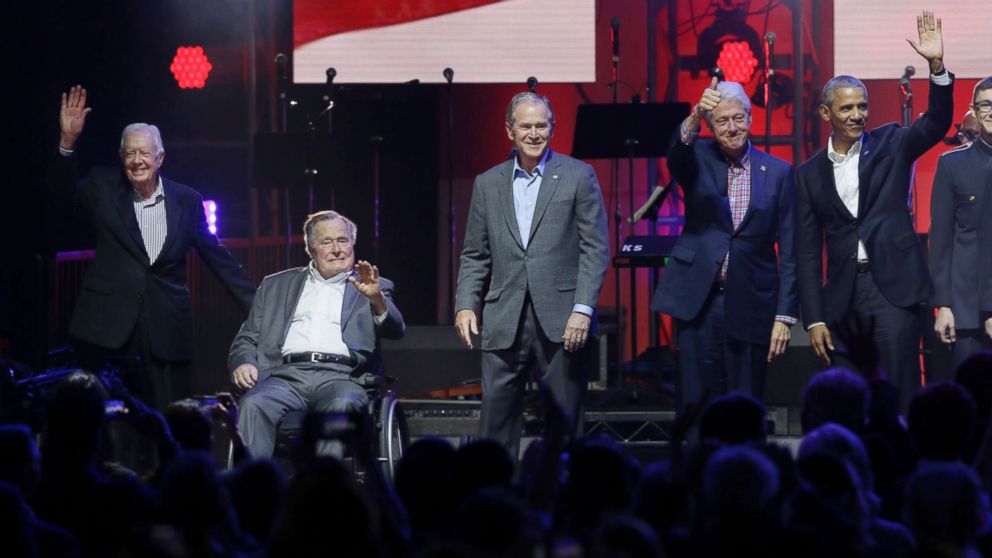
<box><xmin>119</xmin><ymin>123</ymin><xmax>165</xmax><ymax>155</ymax></box>
<box><xmin>821</xmin><ymin>75</ymin><xmax>868</xmax><ymax>107</ymax></box>
<box><xmin>505</xmin><ymin>92</ymin><xmax>555</xmax><ymax>129</ymax></box>
<box><xmin>715</xmin><ymin>81</ymin><xmax>751</xmax><ymax>113</ymax></box>
<box><xmin>303</xmin><ymin>210</ymin><xmax>357</xmax><ymax>248</ymax></box>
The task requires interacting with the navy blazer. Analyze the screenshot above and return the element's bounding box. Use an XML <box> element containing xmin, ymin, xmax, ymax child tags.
<box><xmin>651</xmin><ymin>136</ymin><xmax>798</xmax><ymax>345</ymax></box>
<box><xmin>929</xmin><ymin>139</ymin><xmax>992</xmax><ymax>328</ymax></box>
<box><xmin>53</xmin><ymin>155</ymin><xmax>255</xmax><ymax>360</ymax></box>
<box><xmin>796</xmin><ymin>76</ymin><xmax>954</xmax><ymax>328</ymax></box>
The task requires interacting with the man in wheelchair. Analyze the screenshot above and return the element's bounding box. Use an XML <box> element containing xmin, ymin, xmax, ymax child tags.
<box><xmin>228</xmin><ymin>210</ymin><xmax>405</xmax><ymax>457</ymax></box>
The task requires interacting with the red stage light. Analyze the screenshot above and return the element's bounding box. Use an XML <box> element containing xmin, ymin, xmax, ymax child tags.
<box><xmin>169</xmin><ymin>46</ymin><xmax>213</xmax><ymax>89</ymax></box>
<box><xmin>716</xmin><ymin>41</ymin><xmax>758</xmax><ymax>83</ymax></box>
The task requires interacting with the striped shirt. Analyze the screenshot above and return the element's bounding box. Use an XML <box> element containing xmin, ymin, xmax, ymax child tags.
<box><xmin>133</xmin><ymin>178</ymin><xmax>167</xmax><ymax>264</ymax></box>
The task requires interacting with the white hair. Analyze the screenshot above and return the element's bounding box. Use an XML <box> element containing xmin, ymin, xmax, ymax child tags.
<box><xmin>710</xmin><ymin>81</ymin><xmax>751</xmax><ymax>117</ymax></box>
<box><xmin>119</xmin><ymin>123</ymin><xmax>165</xmax><ymax>155</ymax></box>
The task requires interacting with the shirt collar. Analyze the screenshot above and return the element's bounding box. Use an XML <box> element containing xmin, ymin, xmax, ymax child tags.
<box><xmin>722</xmin><ymin>141</ymin><xmax>751</xmax><ymax>167</ymax></box>
<box><xmin>977</xmin><ymin>135</ymin><xmax>992</xmax><ymax>156</ymax></box>
<box><xmin>307</xmin><ymin>262</ymin><xmax>351</xmax><ymax>285</ymax></box>
<box><xmin>513</xmin><ymin>149</ymin><xmax>550</xmax><ymax>179</ymax></box>
<box><xmin>827</xmin><ymin>133</ymin><xmax>864</xmax><ymax>164</ymax></box>
<box><xmin>132</xmin><ymin>176</ymin><xmax>165</xmax><ymax>203</ymax></box>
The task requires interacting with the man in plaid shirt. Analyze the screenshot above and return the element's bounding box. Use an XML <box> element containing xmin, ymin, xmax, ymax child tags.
<box><xmin>651</xmin><ymin>78</ymin><xmax>798</xmax><ymax>406</ymax></box>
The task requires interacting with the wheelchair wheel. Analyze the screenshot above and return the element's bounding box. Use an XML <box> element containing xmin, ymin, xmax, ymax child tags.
<box><xmin>376</xmin><ymin>390</ymin><xmax>409</xmax><ymax>480</ymax></box>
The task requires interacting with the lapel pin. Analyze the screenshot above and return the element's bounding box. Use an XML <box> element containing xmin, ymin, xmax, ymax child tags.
<box><xmin>759</xmin><ymin>165</ymin><xmax>766</xmax><ymax>172</ymax></box>
<box><xmin>969</xmin><ymin>195</ymin><xmax>977</xmax><ymax>201</ymax></box>
<box><xmin>552</xmin><ymin>174</ymin><xmax>559</xmax><ymax>180</ymax></box>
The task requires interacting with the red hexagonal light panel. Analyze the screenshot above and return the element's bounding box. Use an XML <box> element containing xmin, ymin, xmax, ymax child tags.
<box><xmin>716</xmin><ymin>40</ymin><xmax>758</xmax><ymax>84</ymax></box>
<box><xmin>170</xmin><ymin>46</ymin><xmax>213</xmax><ymax>89</ymax></box>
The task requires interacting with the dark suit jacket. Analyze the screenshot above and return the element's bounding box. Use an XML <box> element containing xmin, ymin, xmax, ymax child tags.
<box><xmin>796</xmin><ymin>76</ymin><xmax>953</xmax><ymax>328</ymax></box>
<box><xmin>227</xmin><ymin>267</ymin><xmax>405</xmax><ymax>382</ymax></box>
<box><xmin>651</xmin><ymin>137</ymin><xmax>798</xmax><ymax>345</ymax></box>
<box><xmin>53</xmin><ymin>155</ymin><xmax>255</xmax><ymax>360</ymax></box>
<box><xmin>929</xmin><ymin>139</ymin><xmax>992</xmax><ymax>328</ymax></box>
<box><xmin>455</xmin><ymin>150</ymin><xmax>610</xmax><ymax>351</ymax></box>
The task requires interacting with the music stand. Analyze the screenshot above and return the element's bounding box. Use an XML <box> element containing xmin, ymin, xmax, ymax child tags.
<box><xmin>253</xmin><ymin>133</ymin><xmax>335</xmax><ymax>266</ymax></box>
<box><xmin>572</xmin><ymin>102</ymin><xmax>689</xmax><ymax>400</ymax></box>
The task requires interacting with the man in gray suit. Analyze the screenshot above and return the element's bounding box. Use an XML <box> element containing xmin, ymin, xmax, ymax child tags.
<box><xmin>455</xmin><ymin>92</ymin><xmax>610</xmax><ymax>457</ymax></box>
<box><xmin>229</xmin><ymin>210</ymin><xmax>405</xmax><ymax>457</ymax></box>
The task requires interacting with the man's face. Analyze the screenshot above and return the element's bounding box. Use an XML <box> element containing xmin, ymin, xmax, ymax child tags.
<box><xmin>307</xmin><ymin>217</ymin><xmax>355</xmax><ymax>279</ymax></box>
<box><xmin>505</xmin><ymin>101</ymin><xmax>552</xmax><ymax>166</ymax></box>
<box><xmin>820</xmin><ymin>87</ymin><xmax>869</xmax><ymax>145</ymax></box>
<box><xmin>709</xmin><ymin>100</ymin><xmax>751</xmax><ymax>155</ymax></box>
<box><xmin>972</xmin><ymin>89</ymin><xmax>992</xmax><ymax>139</ymax></box>
<box><xmin>120</xmin><ymin>132</ymin><xmax>164</xmax><ymax>189</ymax></box>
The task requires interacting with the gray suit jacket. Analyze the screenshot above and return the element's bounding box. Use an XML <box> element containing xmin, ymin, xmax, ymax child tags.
<box><xmin>228</xmin><ymin>267</ymin><xmax>405</xmax><ymax>381</ymax></box>
<box><xmin>455</xmin><ymin>150</ymin><xmax>610</xmax><ymax>351</ymax></box>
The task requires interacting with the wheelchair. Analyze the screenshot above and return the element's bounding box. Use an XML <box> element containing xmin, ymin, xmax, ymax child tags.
<box><xmin>273</xmin><ymin>380</ymin><xmax>409</xmax><ymax>480</ymax></box>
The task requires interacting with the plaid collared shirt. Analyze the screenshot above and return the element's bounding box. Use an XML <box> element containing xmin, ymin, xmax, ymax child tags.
<box><xmin>720</xmin><ymin>149</ymin><xmax>751</xmax><ymax>280</ymax></box>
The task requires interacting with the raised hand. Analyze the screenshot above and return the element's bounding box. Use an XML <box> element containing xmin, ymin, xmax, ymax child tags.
<box><xmin>349</xmin><ymin>260</ymin><xmax>381</xmax><ymax>298</ymax></box>
<box><xmin>693</xmin><ymin>77</ymin><xmax>722</xmax><ymax>119</ymax></box>
<box><xmin>906</xmin><ymin>10</ymin><xmax>943</xmax><ymax>72</ymax></box>
<box><xmin>60</xmin><ymin>85</ymin><xmax>92</xmax><ymax>150</ymax></box>
<box><xmin>349</xmin><ymin>260</ymin><xmax>387</xmax><ymax>314</ymax></box>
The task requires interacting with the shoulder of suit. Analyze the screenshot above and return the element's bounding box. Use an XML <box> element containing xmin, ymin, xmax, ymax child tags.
<box><xmin>478</xmin><ymin>158</ymin><xmax>514</xmax><ymax>181</ymax></box>
<box><xmin>869</xmin><ymin>122</ymin><xmax>901</xmax><ymax>139</ymax></box>
<box><xmin>939</xmin><ymin>142</ymin><xmax>975</xmax><ymax>160</ymax></box>
<box><xmin>83</xmin><ymin>165</ymin><xmax>126</xmax><ymax>186</ymax></box>
<box><xmin>379</xmin><ymin>276</ymin><xmax>395</xmax><ymax>289</ymax></box>
<box><xmin>752</xmin><ymin>147</ymin><xmax>792</xmax><ymax>169</ymax></box>
<box><xmin>161</xmin><ymin>177</ymin><xmax>200</xmax><ymax>198</ymax></box>
<box><xmin>797</xmin><ymin>149</ymin><xmax>827</xmax><ymax>173</ymax></box>
<box><xmin>262</xmin><ymin>267</ymin><xmax>307</xmax><ymax>284</ymax></box>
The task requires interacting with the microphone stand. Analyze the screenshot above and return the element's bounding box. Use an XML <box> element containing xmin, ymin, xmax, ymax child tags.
<box><xmin>444</xmin><ymin>68</ymin><xmax>455</xmax><ymax>324</ymax></box>
<box><xmin>625</xmin><ymin>137</ymin><xmax>640</xmax><ymax>401</ymax></box>
<box><xmin>370</xmin><ymin>135</ymin><xmax>383</xmax><ymax>264</ymax></box>
<box><xmin>763</xmin><ymin>33</ymin><xmax>775</xmax><ymax>153</ymax></box>
<box><xmin>609</xmin><ymin>18</ymin><xmax>625</xmax><ymax>394</ymax></box>
<box><xmin>899</xmin><ymin>67</ymin><xmax>916</xmax><ymax>217</ymax></box>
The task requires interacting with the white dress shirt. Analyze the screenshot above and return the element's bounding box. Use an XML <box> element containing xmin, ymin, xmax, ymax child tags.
<box><xmin>826</xmin><ymin>135</ymin><xmax>869</xmax><ymax>261</ymax></box>
<box><xmin>282</xmin><ymin>265</ymin><xmax>352</xmax><ymax>357</ymax></box>
<box><xmin>282</xmin><ymin>263</ymin><xmax>390</xmax><ymax>357</ymax></box>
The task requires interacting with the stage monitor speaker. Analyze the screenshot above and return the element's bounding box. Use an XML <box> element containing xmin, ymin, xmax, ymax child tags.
<box><xmin>381</xmin><ymin>326</ymin><xmax>481</xmax><ymax>396</ymax></box>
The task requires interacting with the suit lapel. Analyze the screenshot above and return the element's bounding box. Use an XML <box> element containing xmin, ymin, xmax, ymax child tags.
<box><xmin>280</xmin><ymin>268</ymin><xmax>309</xmax><ymax>345</ymax></box>
<box><xmin>113</xmin><ymin>177</ymin><xmax>150</xmax><ymax>265</ymax></box>
<box><xmin>527</xmin><ymin>150</ymin><xmax>561</xmax><ymax>243</ymax></box>
<box><xmin>496</xmin><ymin>160</ymin><xmax>525</xmax><ymax>250</ymax></box>
<box><xmin>734</xmin><ymin>147</ymin><xmax>764</xmax><ymax>235</ymax></box>
<box><xmin>856</xmin><ymin>134</ymin><xmax>874</xmax><ymax>216</ymax></box>
<box><xmin>158</xmin><ymin>179</ymin><xmax>184</xmax><ymax>263</ymax></box>
<box><xmin>341</xmin><ymin>272</ymin><xmax>361</xmax><ymax>331</ymax></box>
<box><xmin>710</xmin><ymin>143</ymin><xmax>734</xmax><ymax>232</ymax></box>
<box><xmin>819</xmin><ymin>152</ymin><xmax>856</xmax><ymax>220</ymax></box>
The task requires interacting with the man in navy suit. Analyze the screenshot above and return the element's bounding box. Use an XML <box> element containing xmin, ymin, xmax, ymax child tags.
<box><xmin>796</xmin><ymin>11</ymin><xmax>952</xmax><ymax>406</ymax></box>
<box><xmin>651</xmin><ymin>78</ymin><xmax>798</xmax><ymax>404</ymax></box>
<box><xmin>929</xmin><ymin>77</ymin><xmax>992</xmax><ymax>369</ymax></box>
<box><xmin>54</xmin><ymin>86</ymin><xmax>255</xmax><ymax>410</ymax></box>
